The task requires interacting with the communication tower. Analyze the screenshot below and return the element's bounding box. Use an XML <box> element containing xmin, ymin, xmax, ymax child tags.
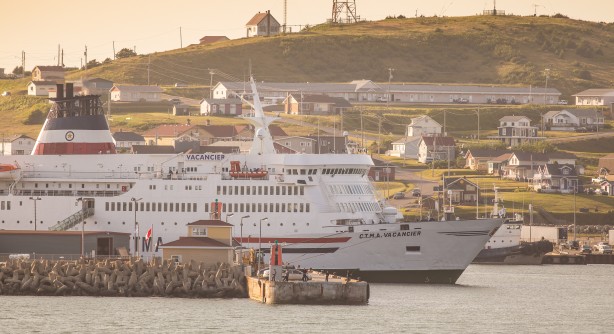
<box><xmin>331</xmin><ymin>0</ymin><xmax>360</xmax><ymax>24</ymax></box>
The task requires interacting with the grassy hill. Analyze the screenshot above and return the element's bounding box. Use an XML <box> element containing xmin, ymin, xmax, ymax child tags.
<box><xmin>74</xmin><ymin>15</ymin><xmax>614</xmax><ymax>98</ymax></box>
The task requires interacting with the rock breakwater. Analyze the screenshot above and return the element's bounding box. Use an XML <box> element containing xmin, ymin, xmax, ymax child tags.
<box><xmin>0</xmin><ymin>258</ymin><xmax>246</xmax><ymax>298</ymax></box>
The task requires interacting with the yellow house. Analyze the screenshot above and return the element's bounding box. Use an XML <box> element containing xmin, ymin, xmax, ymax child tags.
<box><xmin>159</xmin><ymin>220</ymin><xmax>234</xmax><ymax>264</ymax></box>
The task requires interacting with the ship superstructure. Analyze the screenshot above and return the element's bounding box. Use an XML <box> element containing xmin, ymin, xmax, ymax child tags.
<box><xmin>0</xmin><ymin>80</ymin><xmax>502</xmax><ymax>283</ymax></box>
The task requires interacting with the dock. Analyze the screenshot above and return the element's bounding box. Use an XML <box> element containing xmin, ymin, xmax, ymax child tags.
<box><xmin>246</xmin><ymin>272</ymin><xmax>369</xmax><ymax>305</ymax></box>
<box><xmin>542</xmin><ymin>253</ymin><xmax>614</xmax><ymax>265</ymax></box>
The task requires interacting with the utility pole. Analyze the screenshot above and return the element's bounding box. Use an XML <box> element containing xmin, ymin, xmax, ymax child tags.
<box><xmin>477</xmin><ymin>107</ymin><xmax>480</xmax><ymax>143</ymax></box>
<box><xmin>378</xmin><ymin>115</ymin><xmax>382</xmax><ymax>155</ymax></box>
<box><xmin>542</xmin><ymin>68</ymin><xmax>550</xmax><ymax>137</ymax></box>
<box><xmin>61</xmin><ymin>49</ymin><xmax>64</xmax><ymax>67</ymax></box>
<box><xmin>283</xmin><ymin>0</ymin><xmax>287</xmax><ymax>33</ymax></box>
<box><xmin>84</xmin><ymin>45</ymin><xmax>88</xmax><ymax>72</ymax></box>
<box><xmin>147</xmin><ymin>55</ymin><xmax>150</xmax><ymax>85</ymax></box>
<box><xmin>360</xmin><ymin>108</ymin><xmax>364</xmax><ymax>150</ymax></box>
<box><xmin>180</xmin><ymin>26</ymin><xmax>183</xmax><ymax>48</ymax></box>
<box><xmin>209</xmin><ymin>70</ymin><xmax>214</xmax><ymax>99</ymax></box>
<box><xmin>21</xmin><ymin>51</ymin><xmax>25</xmax><ymax>78</ymax></box>
<box><xmin>57</xmin><ymin>44</ymin><xmax>60</xmax><ymax>66</ymax></box>
<box><xmin>113</xmin><ymin>41</ymin><xmax>116</xmax><ymax>59</ymax></box>
<box><xmin>443</xmin><ymin>110</ymin><xmax>447</xmax><ymax>136</ymax></box>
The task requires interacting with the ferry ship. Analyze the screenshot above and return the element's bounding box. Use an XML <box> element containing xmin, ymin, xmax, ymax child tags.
<box><xmin>0</xmin><ymin>80</ymin><xmax>502</xmax><ymax>283</ymax></box>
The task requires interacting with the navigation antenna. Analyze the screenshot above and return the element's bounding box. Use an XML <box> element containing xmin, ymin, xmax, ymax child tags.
<box><xmin>331</xmin><ymin>0</ymin><xmax>360</xmax><ymax>24</ymax></box>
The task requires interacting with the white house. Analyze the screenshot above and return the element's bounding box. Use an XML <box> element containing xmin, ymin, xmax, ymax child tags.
<box><xmin>112</xmin><ymin>131</ymin><xmax>146</xmax><ymax>150</ymax></box>
<box><xmin>110</xmin><ymin>85</ymin><xmax>164</xmax><ymax>102</ymax></box>
<box><xmin>389</xmin><ymin>136</ymin><xmax>422</xmax><ymax>158</ymax></box>
<box><xmin>27</xmin><ymin>81</ymin><xmax>56</xmax><ymax>96</ymax></box>
<box><xmin>488</xmin><ymin>115</ymin><xmax>543</xmax><ymax>147</ymax></box>
<box><xmin>573</xmin><ymin>89</ymin><xmax>614</xmax><ymax>106</ymax></box>
<box><xmin>246</xmin><ymin>10</ymin><xmax>281</xmax><ymax>37</ymax></box>
<box><xmin>406</xmin><ymin>115</ymin><xmax>442</xmax><ymax>137</ymax></box>
<box><xmin>199</xmin><ymin>98</ymin><xmax>243</xmax><ymax>116</ymax></box>
<box><xmin>417</xmin><ymin>136</ymin><xmax>456</xmax><ymax>164</ymax></box>
<box><xmin>532</xmin><ymin>164</ymin><xmax>579</xmax><ymax>193</ymax></box>
<box><xmin>543</xmin><ymin>109</ymin><xmax>604</xmax><ymax>131</ymax></box>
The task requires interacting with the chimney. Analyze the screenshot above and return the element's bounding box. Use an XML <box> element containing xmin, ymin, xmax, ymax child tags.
<box><xmin>66</xmin><ymin>83</ymin><xmax>74</xmax><ymax>98</ymax></box>
<box><xmin>56</xmin><ymin>84</ymin><xmax>64</xmax><ymax>99</ymax></box>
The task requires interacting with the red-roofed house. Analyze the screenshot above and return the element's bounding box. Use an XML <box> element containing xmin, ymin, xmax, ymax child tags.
<box><xmin>199</xmin><ymin>36</ymin><xmax>230</xmax><ymax>44</ymax></box>
<box><xmin>417</xmin><ymin>136</ymin><xmax>456</xmax><ymax>164</ymax></box>
<box><xmin>159</xmin><ymin>220</ymin><xmax>234</xmax><ymax>264</ymax></box>
<box><xmin>246</xmin><ymin>10</ymin><xmax>280</xmax><ymax>37</ymax></box>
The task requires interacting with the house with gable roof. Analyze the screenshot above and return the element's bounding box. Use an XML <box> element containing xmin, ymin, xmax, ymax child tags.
<box><xmin>444</xmin><ymin>177</ymin><xmax>480</xmax><ymax>203</ymax></box>
<box><xmin>246</xmin><ymin>10</ymin><xmax>280</xmax><ymax>37</ymax></box>
<box><xmin>464</xmin><ymin>149</ymin><xmax>510</xmax><ymax>171</ymax></box>
<box><xmin>532</xmin><ymin>164</ymin><xmax>579</xmax><ymax>193</ymax></box>
<box><xmin>159</xmin><ymin>219</ymin><xmax>234</xmax><ymax>264</ymax></box>
<box><xmin>389</xmin><ymin>115</ymin><xmax>442</xmax><ymax>158</ymax></box>
<box><xmin>543</xmin><ymin>109</ymin><xmax>604</xmax><ymax>131</ymax></box>
<box><xmin>417</xmin><ymin>136</ymin><xmax>456</xmax><ymax>164</ymax></box>
<box><xmin>31</xmin><ymin>65</ymin><xmax>65</xmax><ymax>83</ymax></box>
<box><xmin>488</xmin><ymin>115</ymin><xmax>543</xmax><ymax>147</ymax></box>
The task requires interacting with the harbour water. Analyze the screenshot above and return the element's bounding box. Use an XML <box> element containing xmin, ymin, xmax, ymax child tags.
<box><xmin>1</xmin><ymin>264</ymin><xmax>613</xmax><ymax>333</ymax></box>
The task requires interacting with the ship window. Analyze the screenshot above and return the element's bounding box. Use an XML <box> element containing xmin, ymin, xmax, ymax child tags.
<box><xmin>246</xmin><ymin>187</ymin><xmax>250</xmax><ymax>195</ymax></box>
<box><xmin>306</xmin><ymin>203</ymin><xmax>310</xmax><ymax>212</ymax></box>
<box><xmin>263</xmin><ymin>203</ymin><xmax>268</xmax><ymax>212</ymax></box>
<box><xmin>164</xmin><ymin>203</ymin><xmax>168</xmax><ymax>211</ymax></box>
<box><xmin>233</xmin><ymin>203</ymin><xmax>237</xmax><ymax>212</ymax></box>
<box><xmin>223</xmin><ymin>186</ymin><xmax>227</xmax><ymax>195</ymax></box>
<box><xmin>300</xmin><ymin>203</ymin><xmax>304</xmax><ymax>212</ymax></box>
<box><xmin>229</xmin><ymin>186</ymin><xmax>233</xmax><ymax>195</ymax></box>
<box><xmin>281</xmin><ymin>203</ymin><xmax>286</xmax><ymax>212</ymax></box>
<box><xmin>264</xmin><ymin>187</ymin><xmax>268</xmax><ymax>195</ymax></box>
<box><xmin>275</xmin><ymin>203</ymin><xmax>280</xmax><ymax>212</ymax></box>
<box><xmin>106</xmin><ymin>202</ymin><xmax>109</xmax><ymax>211</ymax></box>
<box><xmin>175</xmin><ymin>203</ymin><xmax>179</xmax><ymax>212</ymax></box>
<box><xmin>193</xmin><ymin>203</ymin><xmax>197</xmax><ymax>211</ymax></box>
<box><xmin>406</xmin><ymin>246</ymin><xmax>420</xmax><ymax>252</ymax></box>
<box><xmin>181</xmin><ymin>203</ymin><xmax>185</xmax><ymax>212</ymax></box>
<box><xmin>158</xmin><ymin>203</ymin><xmax>162</xmax><ymax>211</ymax></box>
<box><xmin>128</xmin><ymin>203</ymin><xmax>133</xmax><ymax>211</ymax></box>
<box><xmin>122</xmin><ymin>202</ymin><xmax>127</xmax><ymax>211</ymax></box>
<box><xmin>169</xmin><ymin>203</ymin><xmax>174</xmax><ymax>212</ymax></box>
<box><xmin>152</xmin><ymin>203</ymin><xmax>156</xmax><ymax>212</ymax></box>
<box><xmin>282</xmin><ymin>187</ymin><xmax>286</xmax><ymax>195</ymax></box>
<box><xmin>140</xmin><ymin>203</ymin><xmax>144</xmax><ymax>211</ymax></box>
<box><xmin>300</xmin><ymin>187</ymin><xmax>304</xmax><ymax>195</ymax></box>
<box><xmin>241</xmin><ymin>186</ymin><xmax>244</xmax><ymax>195</ymax></box>
<box><xmin>217</xmin><ymin>186</ymin><xmax>221</xmax><ymax>195</ymax></box>
<box><xmin>35</xmin><ymin>183</ymin><xmax>38</xmax><ymax>188</ymax></box>
<box><xmin>252</xmin><ymin>203</ymin><xmax>256</xmax><ymax>212</ymax></box>
<box><xmin>400</xmin><ymin>225</ymin><xmax>409</xmax><ymax>231</ymax></box>
<box><xmin>240</xmin><ymin>203</ymin><xmax>244</xmax><ymax>212</ymax></box>
<box><xmin>69</xmin><ymin>184</ymin><xmax>72</xmax><ymax>188</ymax></box>
<box><xmin>81</xmin><ymin>184</ymin><xmax>85</xmax><ymax>188</ymax></box>
<box><xmin>146</xmin><ymin>202</ymin><xmax>150</xmax><ymax>211</ymax></box>
<box><xmin>258</xmin><ymin>203</ymin><xmax>261</xmax><ymax>212</ymax></box>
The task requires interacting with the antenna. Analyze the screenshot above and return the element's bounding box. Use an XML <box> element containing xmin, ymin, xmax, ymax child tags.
<box><xmin>283</xmin><ymin>0</ymin><xmax>287</xmax><ymax>33</ymax></box>
<box><xmin>331</xmin><ymin>0</ymin><xmax>359</xmax><ymax>24</ymax></box>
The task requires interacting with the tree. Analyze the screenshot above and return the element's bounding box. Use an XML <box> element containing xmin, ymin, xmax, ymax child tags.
<box><xmin>102</xmin><ymin>58</ymin><xmax>112</xmax><ymax>64</ymax></box>
<box><xmin>12</xmin><ymin>66</ymin><xmax>23</xmax><ymax>75</ymax></box>
<box><xmin>23</xmin><ymin>110</ymin><xmax>46</xmax><ymax>125</ymax></box>
<box><xmin>116</xmin><ymin>48</ymin><xmax>137</xmax><ymax>59</ymax></box>
<box><xmin>85</xmin><ymin>59</ymin><xmax>101</xmax><ymax>69</ymax></box>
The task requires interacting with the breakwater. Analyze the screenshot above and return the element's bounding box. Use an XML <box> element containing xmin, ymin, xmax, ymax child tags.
<box><xmin>0</xmin><ymin>258</ymin><xmax>247</xmax><ymax>297</ymax></box>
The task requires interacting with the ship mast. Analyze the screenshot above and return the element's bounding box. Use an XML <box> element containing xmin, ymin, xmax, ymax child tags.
<box><xmin>238</xmin><ymin>77</ymin><xmax>279</xmax><ymax>155</ymax></box>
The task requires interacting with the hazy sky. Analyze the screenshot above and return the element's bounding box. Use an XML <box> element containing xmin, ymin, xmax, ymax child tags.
<box><xmin>0</xmin><ymin>0</ymin><xmax>612</xmax><ymax>72</ymax></box>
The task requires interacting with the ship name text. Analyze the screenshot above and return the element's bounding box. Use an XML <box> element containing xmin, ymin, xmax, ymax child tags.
<box><xmin>186</xmin><ymin>154</ymin><xmax>226</xmax><ymax>161</ymax></box>
<box><xmin>359</xmin><ymin>231</ymin><xmax>421</xmax><ymax>239</ymax></box>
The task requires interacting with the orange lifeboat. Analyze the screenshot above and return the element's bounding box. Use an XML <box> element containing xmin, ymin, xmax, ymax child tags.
<box><xmin>229</xmin><ymin>160</ymin><xmax>268</xmax><ymax>179</ymax></box>
<box><xmin>0</xmin><ymin>164</ymin><xmax>20</xmax><ymax>179</ymax></box>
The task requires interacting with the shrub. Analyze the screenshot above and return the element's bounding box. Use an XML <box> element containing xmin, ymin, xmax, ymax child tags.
<box><xmin>23</xmin><ymin>109</ymin><xmax>46</xmax><ymax>125</ymax></box>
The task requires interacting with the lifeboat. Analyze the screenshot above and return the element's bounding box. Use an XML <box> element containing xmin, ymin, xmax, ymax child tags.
<box><xmin>229</xmin><ymin>160</ymin><xmax>268</xmax><ymax>179</ymax></box>
<box><xmin>0</xmin><ymin>164</ymin><xmax>20</xmax><ymax>179</ymax></box>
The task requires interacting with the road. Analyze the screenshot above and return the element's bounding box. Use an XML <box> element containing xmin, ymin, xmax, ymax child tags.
<box><xmin>545</xmin><ymin>130</ymin><xmax>614</xmax><ymax>143</ymax></box>
<box><xmin>161</xmin><ymin>93</ymin><xmax>201</xmax><ymax>107</ymax></box>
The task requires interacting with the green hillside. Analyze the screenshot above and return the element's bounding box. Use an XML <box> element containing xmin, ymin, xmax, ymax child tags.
<box><xmin>75</xmin><ymin>15</ymin><xmax>614</xmax><ymax>97</ymax></box>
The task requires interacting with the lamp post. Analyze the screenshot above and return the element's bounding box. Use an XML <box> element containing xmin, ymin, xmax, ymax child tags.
<box><xmin>258</xmin><ymin>218</ymin><xmax>268</xmax><ymax>273</ymax></box>
<box><xmin>225</xmin><ymin>213</ymin><xmax>234</xmax><ymax>253</ymax></box>
<box><xmin>239</xmin><ymin>215</ymin><xmax>250</xmax><ymax>268</ymax></box>
<box><xmin>131</xmin><ymin>197</ymin><xmax>142</xmax><ymax>257</ymax></box>
<box><xmin>573</xmin><ymin>185</ymin><xmax>577</xmax><ymax>242</ymax></box>
<box><xmin>29</xmin><ymin>196</ymin><xmax>41</xmax><ymax>231</ymax></box>
<box><xmin>476</xmin><ymin>107</ymin><xmax>480</xmax><ymax>143</ymax></box>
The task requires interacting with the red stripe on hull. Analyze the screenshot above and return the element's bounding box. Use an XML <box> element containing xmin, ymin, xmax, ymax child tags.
<box><xmin>33</xmin><ymin>142</ymin><xmax>116</xmax><ymax>155</ymax></box>
<box><xmin>237</xmin><ymin>237</ymin><xmax>351</xmax><ymax>244</ymax></box>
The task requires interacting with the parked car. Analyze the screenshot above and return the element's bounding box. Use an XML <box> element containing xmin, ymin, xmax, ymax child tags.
<box><xmin>584</xmin><ymin>188</ymin><xmax>595</xmax><ymax>195</ymax></box>
<box><xmin>411</xmin><ymin>188</ymin><xmax>421</xmax><ymax>197</ymax></box>
<box><xmin>557</xmin><ymin>100</ymin><xmax>568</xmax><ymax>105</ymax></box>
<box><xmin>593</xmin><ymin>242</ymin><xmax>613</xmax><ymax>254</ymax></box>
<box><xmin>580</xmin><ymin>244</ymin><xmax>592</xmax><ymax>254</ymax></box>
<box><xmin>376</xmin><ymin>97</ymin><xmax>388</xmax><ymax>103</ymax></box>
<box><xmin>169</xmin><ymin>98</ymin><xmax>181</xmax><ymax>104</ymax></box>
<box><xmin>591</xmin><ymin>176</ymin><xmax>605</xmax><ymax>184</ymax></box>
<box><xmin>1</xmin><ymin>91</ymin><xmax>10</xmax><ymax>96</ymax></box>
<box><xmin>392</xmin><ymin>192</ymin><xmax>405</xmax><ymax>199</ymax></box>
<box><xmin>284</xmin><ymin>269</ymin><xmax>312</xmax><ymax>281</ymax></box>
<box><xmin>568</xmin><ymin>240</ymin><xmax>580</xmax><ymax>250</ymax></box>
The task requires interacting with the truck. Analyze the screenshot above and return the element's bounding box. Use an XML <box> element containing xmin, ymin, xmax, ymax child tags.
<box><xmin>521</xmin><ymin>226</ymin><xmax>567</xmax><ymax>244</ymax></box>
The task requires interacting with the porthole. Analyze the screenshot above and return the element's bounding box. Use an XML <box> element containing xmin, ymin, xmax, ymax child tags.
<box><xmin>267</xmin><ymin>223</ymin><xmax>270</xmax><ymax>227</ymax></box>
<box><xmin>122</xmin><ymin>222</ymin><xmax>125</xmax><ymax>225</ymax></box>
<box><xmin>292</xmin><ymin>223</ymin><xmax>295</xmax><ymax>226</ymax></box>
<box><xmin>108</xmin><ymin>222</ymin><xmax>111</xmax><ymax>225</ymax></box>
<box><xmin>174</xmin><ymin>222</ymin><xmax>177</xmax><ymax>225</ymax></box>
<box><xmin>306</xmin><ymin>223</ymin><xmax>309</xmax><ymax>226</ymax></box>
<box><xmin>95</xmin><ymin>221</ymin><xmax>98</xmax><ymax>225</ymax></box>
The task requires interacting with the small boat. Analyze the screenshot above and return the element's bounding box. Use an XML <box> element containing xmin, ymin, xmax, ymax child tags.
<box><xmin>229</xmin><ymin>160</ymin><xmax>268</xmax><ymax>179</ymax></box>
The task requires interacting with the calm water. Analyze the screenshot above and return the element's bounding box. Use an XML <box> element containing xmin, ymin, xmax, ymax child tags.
<box><xmin>1</xmin><ymin>264</ymin><xmax>613</xmax><ymax>334</ymax></box>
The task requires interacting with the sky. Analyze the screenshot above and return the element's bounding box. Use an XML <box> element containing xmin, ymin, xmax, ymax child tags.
<box><xmin>0</xmin><ymin>0</ymin><xmax>612</xmax><ymax>72</ymax></box>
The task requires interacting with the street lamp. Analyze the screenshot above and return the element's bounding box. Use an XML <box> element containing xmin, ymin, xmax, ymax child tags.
<box><xmin>225</xmin><ymin>213</ymin><xmax>234</xmax><ymax>251</ymax></box>
<box><xmin>573</xmin><ymin>185</ymin><xmax>577</xmax><ymax>242</ymax></box>
<box><xmin>258</xmin><ymin>217</ymin><xmax>268</xmax><ymax>273</ymax></box>
<box><xmin>29</xmin><ymin>197</ymin><xmax>41</xmax><ymax>231</ymax></box>
<box><xmin>239</xmin><ymin>215</ymin><xmax>250</xmax><ymax>267</ymax></box>
<box><xmin>131</xmin><ymin>197</ymin><xmax>142</xmax><ymax>257</ymax></box>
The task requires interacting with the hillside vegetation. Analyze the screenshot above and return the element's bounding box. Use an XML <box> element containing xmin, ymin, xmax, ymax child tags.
<box><xmin>72</xmin><ymin>15</ymin><xmax>614</xmax><ymax>97</ymax></box>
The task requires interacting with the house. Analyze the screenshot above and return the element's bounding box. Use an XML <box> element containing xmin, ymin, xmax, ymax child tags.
<box><xmin>274</xmin><ymin>136</ymin><xmax>317</xmax><ymax>154</ymax></box>
<box><xmin>368</xmin><ymin>158</ymin><xmax>396</xmax><ymax>181</ymax></box>
<box><xmin>82</xmin><ymin>78</ymin><xmax>114</xmax><ymax>95</ymax></box>
<box><xmin>31</xmin><ymin>66</ymin><xmax>65</xmax><ymax>83</ymax></box>
<box><xmin>112</xmin><ymin>131</ymin><xmax>145</xmax><ymax>150</ymax></box>
<box><xmin>283</xmin><ymin>94</ymin><xmax>352</xmax><ymax>115</ymax></box>
<box><xmin>598</xmin><ymin>179</ymin><xmax>613</xmax><ymax>196</ymax></box>
<box><xmin>417</xmin><ymin>136</ymin><xmax>456</xmax><ymax>164</ymax></box>
<box><xmin>198</xmin><ymin>36</ymin><xmax>229</xmax><ymax>44</ymax></box>
<box><xmin>213</xmin><ymin>80</ymin><xmax>561</xmax><ymax>104</ymax></box>
<box><xmin>489</xmin><ymin>116</ymin><xmax>543</xmax><ymax>147</ymax></box>
<box><xmin>159</xmin><ymin>220</ymin><xmax>234</xmax><ymax>264</ymax></box>
<box><xmin>464</xmin><ymin>149</ymin><xmax>510</xmax><ymax>171</ymax></box>
<box><xmin>176</xmin><ymin>124</ymin><xmax>246</xmax><ymax>146</ymax></box>
<box><xmin>543</xmin><ymin>109</ymin><xmax>604</xmax><ymax>131</ymax></box>
<box><xmin>487</xmin><ymin>152</ymin><xmax>513</xmax><ymax>176</ymax></box>
<box><xmin>444</xmin><ymin>177</ymin><xmax>479</xmax><ymax>203</ymax></box>
<box><xmin>389</xmin><ymin>136</ymin><xmax>421</xmax><ymax>158</ymax></box>
<box><xmin>142</xmin><ymin>124</ymin><xmax>195</xmax><ymax>146</ymax></box>
<box><xmin>199</xmin><ymin>98</ymin><xmax>243</xmax><ymax>116</ymax></box>
<box><xmin>246</xmin><ymin>10</ymin><xmax>281</xmax><ymax>37</ymax></box>
<box><xmin>7</xmin><ymin>134</ymin><xmax>35</xmax><ymax>155</ymax></box>
<box><xmin>501</xmin><ymin>152</ymin><xmax>549</xmax><ymax>181</ymax></box>
<box><xmin>572</xmin><ymin>89</ymin><xmax>614</xmax><ymax>106</ymax></box>
<box><xmin>406</xmin><ymin>115</ymin><xmax>442</xmax><ymax>137</ymax></box>
<box><xmin>173</xmin><ymin>104</ymin><xmax>191</xmax><ymax>116</ymax></box>
<box><xmin>27</xmin><ymin>81</ymin><xmax>57</xmax><ymax>96</ymax></box>
<box><xmin>532</xmin><ymin>164</ymin><xmax>579</xmax><ymax>193</ymax></box>
<box><xmin>110</xmin><ymin>85</ymin><xmax>164</xmax><ymax>102</ymax></box>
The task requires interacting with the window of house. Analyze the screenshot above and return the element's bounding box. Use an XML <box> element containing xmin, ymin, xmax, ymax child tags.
<box><xmin>192</xmin><ymin>227</ymin><xmax>206</xmax><ymax>236</ymax></box>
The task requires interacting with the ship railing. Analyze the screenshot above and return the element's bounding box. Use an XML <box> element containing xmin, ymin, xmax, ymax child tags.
<box><xmin>8</xmin><ymin>171</ymin><xmax>23</xmax><ymax>195</ymax></box>
<box><xmin>0</xmin><ymin>253</ymin><xmax>130</xmax><ymax>262</ymax></box>
<box><xmin>48</xmin><ymin>208</ymin><xmax>95</xmax><ymax>231</ymax></box>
